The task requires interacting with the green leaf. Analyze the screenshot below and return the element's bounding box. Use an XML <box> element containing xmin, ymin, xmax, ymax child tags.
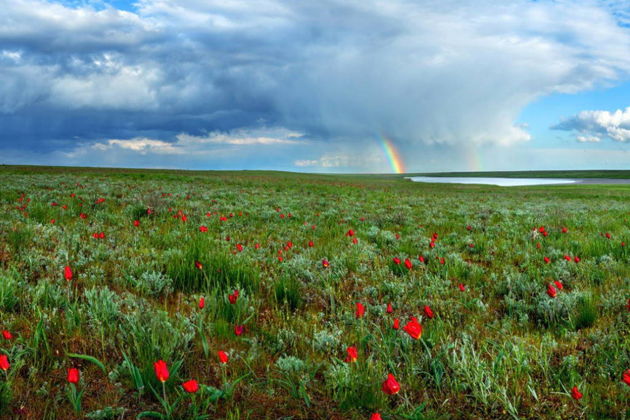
<box><xmin>66</xmin><ymin>353</ymin><xmax>106</xmax><ymax>373</ymax></box>
<box><xmin>136</xmin><ymin>411</ymin><xmax>165</xmax><ymax>419</ymax></box>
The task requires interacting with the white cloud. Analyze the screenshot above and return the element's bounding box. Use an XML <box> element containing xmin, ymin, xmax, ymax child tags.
<box><xmin>64</xmin><ymin>127</ymin><xmax>305</xmax><ymax>159</ymax></box>
<box><xmin>576</xmin><ymin>135</ymin><xmax>601</xmax><ymax>143</ymax></box>
<box><xmin>106</xmin><ymin>138</ymin><xmax>182</xmax><ymax>153</ymax></box>
<box><xmin>65</xmin><ymin>137</ymin><xmax>183</xmax><ymax>157</ymax></box>
<box><xmin>294</xmin><ymin>159</ymin><xmax>318</xmax><ymax>167</ymax></box>
<box><xmin>554</xmin><ymin>107</ymin><xmax>630</xmax><ymax>143</ymax></box>
<box><xmin>176</xmin><ymin>129</ymin><xmax>304</xmax><ymax>145</ymax></box>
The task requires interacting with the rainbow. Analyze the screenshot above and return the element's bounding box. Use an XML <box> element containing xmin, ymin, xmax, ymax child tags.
<box><xmin>465</xmin><ymin>144</ymin><xmax>483</xmax><ymax>172</ymax></box>
<box><xmin>380</xmin><ymin>135</ymin><xmax>406</xmax><ymax>174</ymax></box>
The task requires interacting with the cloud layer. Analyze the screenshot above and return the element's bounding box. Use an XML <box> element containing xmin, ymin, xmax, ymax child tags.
<box><xmin>1</xmin><ymin>0</ymin><xmax>629</xmax><ymax>170</ymax></box>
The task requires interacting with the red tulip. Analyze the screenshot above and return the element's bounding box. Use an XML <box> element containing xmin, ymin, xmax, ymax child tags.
<box><xmin>403</xmin><ymin>318</ymin><xmax>422</xmax><ymax>340</ymax></box>
<box><xmin>154</xmin><ymin>360</ymin><xmax>169</xmax><ymax>382</ymax></box>
<box><xmin>393</xmin><ymin>318</ymin><xmax>400</xmax><ymax>330</ymax></box>
<box><xmin>563</xmin><ymin>255</ymin><xmax>571</xmax><ymax>261</ymax></box>
<box><xmin>561</xmin><ymin>227</ymin><xmax>568</xmax><ymax>233</ymax></box>
<box><xmin>423</xmin><ymin>305</ymin><xmax>434</xmax><ymax>319</ymax></box>
<box><xmin>199</xmin><ymin>225</ymin><xmax>208</xmax><ymax>232</ymax></box>
<box><xmin>622</xmin><ymin>369</ymin><xmax>630</xmax><ymax>386</ymax></box>
<box><xmin>194</xmin><ymin>261</ymin><xmax>203</xmax><ymax>270</ymax></box>
<box><xmin>133</xmin><ymin>220</ymin><xmax>140</xmax><ymax>227</ymax></box>
<box><xmin>386</xmin><ymin>303</ymin><xmax>393</xmax><ymax>313</ymax></box>
<box><xmin>0</xmin><ymin>355</ymin><xmax>9</xmax><ymax>371</ymax></box>
<box><xmin>466</xmin><ymin>225</ymin><xmax>472</xmax><ymax>231</ymax></box>
<box><xmin>605</xmin><ymin>232</ymin><xmax>611</xmax><ymax>239</ymax></box>
<box><xmin>2</xmin><ymin>330</ymin><xmax>12</xmax><ymax>340</ymax></box>
<box><xmin>234</xmin><ymin>325</ymin><xmax>244</xmax><ymax>336</ymax></box>
<box><xmin>79</xmin><ymin>213</ymin><xmax>87</xmax><ymax>219</ymax></box>
<box><xmin>381</xmin><ymin>373</ymin><xmax>400</xmax><ymax>395</ymax></box>
<box><xmin>51</xmin><ymin>219</ymin><xmax>56</xmax><ymax>224</ymax></box>
<box><xmin>308</xmin><ymin>240</ymin><xmax>314</xmax><ymax>247</ymax></box>
<box><xmin>370</xmin><ymin>413</ymin><xmax>383</xmax><ymax>420</ymax></box>
<box><xmin>345</xmin><ymin>346</ymin><xmax>358</xmax><ymax>363</ymax></box>
<box><xmin>346</xmin><ymin>229</ymin><xmax>355</xmax><ymax>237</ymax></box>
<box><xmin>573</xmin><ymin>256</ymin><xmax>580</xmax><ymax>263</ymax></box>
<box><xmin>322</xmin><ymin>259</ymin><xmax>330</xmax><ymax>268</ymax></box>
<box><xmin>228</xmin><ymin>290</ymin><xmax>239</xmax><ymax>304</ymax></box>
<box><xmin>553</xmin><ymin>280</ymin><xmax>563</xmax><ymax>290</ymax></box>
<box><xmin>392</xmin><ymin>257</ymin><xmax>401</xmax><ymax>265</ymax></box>
<box><xmin>64</xmin><ymin>266</ymin><xmax>73</xmax><ymax>281</ymax></box>
<box><xmin>571</xmin><ymin>386</ymin><xmax>582</xmax><ymax>400</ymax></box>
<box><xmin>429</xmin><ymin>241</ymin><xmax>435</xmax><ymax>248</ymax></box>
<box><xmin>418</xmin><ymin>255</ymin><xmax>425</xmax><ymax>263</ymax></box>
<box><xmin>458</xmin><ymin>283</ymin><xmax>465</xmax><ymax>292</ymax></box>
<box><xmin>182</xmin><ymin>379</ymin><xmax>199</xmax><ymax>393</ymax></box>
<box><xmin>352</xmin><ymin>237</ymin><xmax>358</xmax><ymax>244</ymax></box>
<box><xmin>404</xmin><ymin>258</ymin><xmax>412</xmax><ymax>270</ymax></box>
<box><xmin>255</xmin><ymin>243</ymin><xmax>261</xmax><ymax>249</ymax></box>
<box><xmin>236</xmin><ymin>243</ymin><xmax>243</xmax><ymax>252</ymax></box>
<box><xmin>439</xmin><ymin>257</ymin><xmax>445</xmax><ymax>265</ymax></box>
<box><xmin>218</xmin><ymin>351</ymin><xmax>229</xmax><ymax>364</ymax></box>
<box><xmin>67</xmin><ymin>368</ymin><xmax>80</xmax><ymax>384</ymax></box>
<box><xmin>198</xmin><ymin>297</ymin><xmax>205</xmax><ymax>309</ymax></box>
<box><xmin>278</xmin><ymin>256</ymin><xmax>283</xmax><ymax>262</ymax></box>
<box><xmin>544</xmin><ymin>257</ymin><xmax>551</xmax><ymax>264</ymax></box>
<box><xmin>547</xmin><ymin>284</ymin><xmax>557</xmax><ymax>298</ymax></box>
<box><xmin>536</xmin><ymin>242</ymin><xmax>541</xmax><ymax>249</ymax></box>
<box><xmin>355</xmin><ymin>303</ymin><xmax>365</xmax><ymax>319</ymax></box>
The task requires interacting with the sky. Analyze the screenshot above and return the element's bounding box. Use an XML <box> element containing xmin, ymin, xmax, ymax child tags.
<box><xmin>0</xmin><ymin>0</ymin><xmax>629</xmax><ymax>173</ymax></box>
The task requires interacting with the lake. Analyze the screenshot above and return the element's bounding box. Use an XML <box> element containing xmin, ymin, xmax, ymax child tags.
<box><xmin>407</xmin><ymin>177</ymin><xmax>630</xmax><ymax>186</ymax></box>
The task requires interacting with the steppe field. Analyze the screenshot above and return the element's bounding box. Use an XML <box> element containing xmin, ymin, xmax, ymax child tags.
<box><xmin>0</xmin><ymin>166</ymin><xmax>628</xmax><ymax>419</ymax></box>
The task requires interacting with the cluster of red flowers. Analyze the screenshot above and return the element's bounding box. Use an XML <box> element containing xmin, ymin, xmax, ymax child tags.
<box><xmin>38</xmin><ymin>192</ymin><xmax>629</xmax><ymax>417</ymax></box>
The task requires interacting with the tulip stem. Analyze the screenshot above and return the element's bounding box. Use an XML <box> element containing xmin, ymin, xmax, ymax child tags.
<box><xmin>162</xmin><ymin>381</ymin><xmax>167</xmax><ymax>406</ymax></box>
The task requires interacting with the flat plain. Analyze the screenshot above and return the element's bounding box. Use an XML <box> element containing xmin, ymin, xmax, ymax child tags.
<box><xmin>0</xmin><ymin>166</ymin><xmax>628</xmax><ymax>419</ymax></box>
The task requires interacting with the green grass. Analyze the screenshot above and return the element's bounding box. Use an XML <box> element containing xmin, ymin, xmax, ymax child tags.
<box><xmin>0</xmin><ymin>165</ymin><xmax>628</xmax><ymax>419</ymax></box>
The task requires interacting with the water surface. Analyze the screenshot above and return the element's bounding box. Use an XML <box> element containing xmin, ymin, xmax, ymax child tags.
<box><xmin>406</xmin><ymin>177</ymin><xmax>628</xmax><ymax>186</ymax></box>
